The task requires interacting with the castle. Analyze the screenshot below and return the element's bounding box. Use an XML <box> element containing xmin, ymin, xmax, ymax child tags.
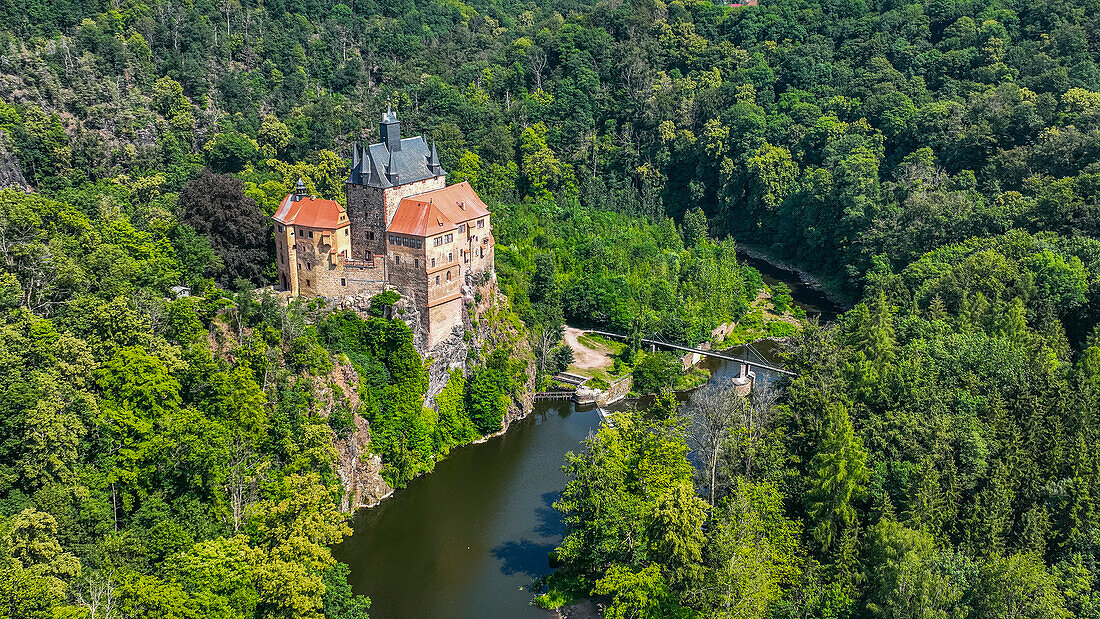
<box><xmin>273</xmin><ymin>108</ymin><xmax>495</xmax><ymax>348</ymax></box>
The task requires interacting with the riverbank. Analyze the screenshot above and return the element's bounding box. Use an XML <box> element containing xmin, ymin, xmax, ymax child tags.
<box><xmin>736</xmin><ymin>243</ymin><xmax>853</xmax><ymax>313</ymax></box>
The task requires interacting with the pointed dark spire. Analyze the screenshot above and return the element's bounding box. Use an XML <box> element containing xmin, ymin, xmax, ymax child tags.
<box><xmin>386</xmin><ymin>149</ymin><xmax>399</xmax><ymax>184</ymax></box>
<box><xmin>428</xmin><ymin>140</ymin><xmax>442</xmax><ymax>175</ymax></box>
<box><xmin>294</xmin><ymin>177</ymin><xmax>307</xmax><ymax>199</ymax></box>
<box><xmin>368</xmin><ymin>150</ymin><xmax>385</xmax><ymax>186</ymax></box>
<box><xmin>348</xmin><ymin>143</ymin><xmax>361</xmax><ymax>184</ymax></box>
<box><xmin>358</xmin><ymin>145</ymin><xmax>371</xmax><ymax>179</ymax></box>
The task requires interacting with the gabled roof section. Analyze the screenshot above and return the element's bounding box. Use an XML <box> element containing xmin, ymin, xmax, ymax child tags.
<box><xmin>386</xmin><ymin>181</ymin><xmax>489</xmax><ymax>237</ymax></box>
<box><xmin>388</xmin><ymin>200</ymin><xmax>456</xmax><ymax>237</ymax></box>
<box><xmin>409</xmin><ymin>181</ymin><xmax>490</xmax><ymax>222</ymax></box>
<box><xmin>358</xmin><ymin>136</ymin><xmax>442</xmax><ymax>189</ymax></box>
<box><xmin>273</xmin><ymin>194</ymin><xmax>349</xmax><ymax>229</ymax></box>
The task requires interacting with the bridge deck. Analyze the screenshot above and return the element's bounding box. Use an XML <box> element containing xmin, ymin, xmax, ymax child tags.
<box><xmin>586</xmin><ymin>330</ymin><xmax>796</xmax><ymax>376</ymax></box>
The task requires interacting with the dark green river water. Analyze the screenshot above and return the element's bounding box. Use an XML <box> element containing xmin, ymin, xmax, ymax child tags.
<box><xmin>334</xmin><ymin>400</ymin><xmax>597</xmax><ymax>618</ymax></box>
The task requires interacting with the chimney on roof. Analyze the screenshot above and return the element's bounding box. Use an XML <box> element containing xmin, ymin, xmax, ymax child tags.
<box><xmin>428</xmin><ymin>140</ymin><xmax>442</xmax><ymax>175</ymax></box>
<box><xmin>386</xmin><ymin>149</ymin><xmax>399</xmax><ymax>184</ymax></box>
<box><xmin>380</xmin><ymin>103</ymin><xmax>401</xmax><ymax>153</ymax></box>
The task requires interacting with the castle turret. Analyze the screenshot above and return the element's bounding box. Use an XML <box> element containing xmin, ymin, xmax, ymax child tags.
<box><xmin>386</xmin><ymin>149</ymin><xmax>399</xmax><ymax>184</ymax></box>
<box><xmin>380</xmin><ymin>105</ymin><xmax>401</xmax><ymax>153</ymax></box>
<box><xmin>428</xmin><ymin>140</ymin><xmax>443</xmax><ymax>175</ymax></box>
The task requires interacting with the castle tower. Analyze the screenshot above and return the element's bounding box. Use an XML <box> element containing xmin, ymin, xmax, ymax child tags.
<box><xmin>345</xmin><ymin>107</ymin><xmax>447</xmax><ymax>262</ymax></box>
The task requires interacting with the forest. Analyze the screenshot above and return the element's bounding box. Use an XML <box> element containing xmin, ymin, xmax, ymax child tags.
<box><xmin>0</xmin><ymin>0</ymin><xmax>1099</xmax><ymax>615</ymax></box>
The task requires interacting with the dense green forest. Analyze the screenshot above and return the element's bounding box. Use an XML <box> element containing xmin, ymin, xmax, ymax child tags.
<box><xmin>1</xmin><ymin>0</ymin><xmax>1100</xmax><ymax>615</ymax></box>
<box><xmin>0</xmin><ymin>179</ymin><xmax>529</xmax><ymax>615</ymax></box>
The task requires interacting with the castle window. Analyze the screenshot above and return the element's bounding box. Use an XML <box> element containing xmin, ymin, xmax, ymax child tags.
<box><xmin>306</xmin><ymin>279</ymin><xmax>311</xmax><ymax>287</ymax></box>
<box><xmin>279</xmin><ymin>225</ymin><xmax>285</xmax><ymax>233</ymax></box>
<box><xmin>341</xmin><ymin>278</ymin><xmax>346</xmax><ymax>286</ymax></box>
<box><xmin>416</xmin><ymin>239</ymin><xmax>422</xmax><ymax>249</ymax></box>
<box><xmin>415</xmin><ymin>258</ymin><xmax>419</xmax><ymax>268</ymax></box>
<box><xmin>458</xmin><ymin>223</ymin><xmax>465</xmax><ymax>232</ymax></box>
<box><xmin>388</xmin><ymin>235</ymin><xmax>395</xmax><ymax>244</ymax></box>
<box><xmin>306</xmin><ymin>263</ymin><xmax>312</xmax><ymax>270</ymax></box>
<box><xmin>431</xmin><ymin>257</ymin><xmax>436</xmax><ymax>267</ymax></box>
<box><xmin>448</xmin><ymin>252</ymin><xmax>453</xmax><ymax>262</ymax></box>
<box><xmin>478</xmin><ymin>219</ymin><xmax>485</xmax><ymax>228</ymax></box>
<box><xmin>434</xmin><ymin>236</ymin><xmax>442</xmax><ymax>247</ymax></box>
<box><xmin>447</xmin><ymin>271</ymin><xmax>451</xmax><ymax>281</ymax></box>
<box><xmin>345</xmin><ymin>229</ymin><xmax>349</xmax><ymax>236</ymax></box>
<box><xmin>308</xmin><ymin>230</ymin><xmax>314</xmax><ymax>238</ymax></box>
<box><xmin>395</xmin><ymin>254</ymin><xmax>400</xmax><ymax>265</ymax></box>
<box><xmin>445</xmin><ymin>233</ymin><xmax>453</xmax><ymax>243</ymax></box>
<box><xmin>367</xmin><ymin>231</ymin><xmax>374</xmax><ymax>240</ymax></box>
<box><xmin>435</xmin><ymin>275</ymin><xmax>440</xmax><ymax>285</ymax></box>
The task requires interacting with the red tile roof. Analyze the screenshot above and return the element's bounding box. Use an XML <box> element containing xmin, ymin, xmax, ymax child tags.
<box><xmin>273</xmin><ymin>194</ymin><xmax>349</xmax><ymax>229</ymax></box>
<box><xmin>388</xmin><ymin>201</ymin><xmax>456</xmax><ymax>237</ymax></box>
<box><xmin>387</xmin><ymin>182</ymin><xmax>490</xmax><ymax>237</ymax></box>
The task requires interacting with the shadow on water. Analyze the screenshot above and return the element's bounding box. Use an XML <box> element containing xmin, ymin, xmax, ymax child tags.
<box><xmin>493</xmin><ymin>491</ymin><xmax>565</xmax><ymax>578</ymax></box>
<box><xmin>534</xmin><ymin>490</ymin><xmax>565</xmax><ymax>538</ymax></box>
<box><xmin>492</xmin><ymin>539</ymin><xmax>558</xmax><ymax>578</ymax></box>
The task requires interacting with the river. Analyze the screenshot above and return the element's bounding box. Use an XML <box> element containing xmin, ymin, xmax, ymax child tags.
<box><xmin>334</xmin><ymin>271</ymin><xmax>843</xmax><ymax>617</ymax></box>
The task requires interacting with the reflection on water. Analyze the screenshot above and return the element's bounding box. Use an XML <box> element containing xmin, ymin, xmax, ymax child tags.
<box><xmin>334</xmin><ymin>403</ymin><xmax>598</xmax><ymax>619</ymax></box>
<box><xmin>737</xmin><ymin>251</ymin><xmax>845</xmax><ymax>321</ymax></box>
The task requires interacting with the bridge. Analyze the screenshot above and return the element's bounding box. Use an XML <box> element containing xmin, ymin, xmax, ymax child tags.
<box><xmin>586</xmin><ymin>330</ymin><xmax>797</xmax><ymax>377</ymax></box>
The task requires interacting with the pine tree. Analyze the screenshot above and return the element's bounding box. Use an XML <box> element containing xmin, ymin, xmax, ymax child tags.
<box><xmin>807</xmin><ymin>403</ymin><xmax>870</xmax><ymax>551</ymax></box>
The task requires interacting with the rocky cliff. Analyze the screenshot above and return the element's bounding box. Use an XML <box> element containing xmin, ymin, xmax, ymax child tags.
<box><xmin>320</xmin><ymin>277</ymin><xmax>535</xmax><ymax>509</ymax></box>
<box><xmin>312</xmin><ymin>358</ymin><xmax>394</xmax><ymax>510</ymax></box>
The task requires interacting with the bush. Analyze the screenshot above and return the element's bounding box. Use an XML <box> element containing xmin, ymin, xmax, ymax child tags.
<box><xmin>328</xmin><ymin>405</ymin><xmax>355</xmax><ymax>438</ymax></box>
<box><xmin>368</xmin><ymin>290</ymin><xmax>400</xmax><ymax>317</ymax></box>
<box><xmin>767</xmin><ymin>321</ymin><xmax>798</xmax><ymax>338</ymax></box>
<box><xmin>632</xmin><ymin>352</ymin><xmax>681</xmax><ymax>394</ymax></box>
<box><xmin>772</xmin><ymin>282</ymin><xmax>793</xmax><ymax>314</ymax></box>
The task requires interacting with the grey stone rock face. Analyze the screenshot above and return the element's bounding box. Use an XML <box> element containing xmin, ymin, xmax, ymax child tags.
<box><xmin>0</xmin><ymin>142</ymin><xmax>27</xmax><ymax>190</ymax></box>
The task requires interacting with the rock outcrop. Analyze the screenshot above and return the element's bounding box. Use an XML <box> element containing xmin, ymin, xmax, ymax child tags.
<box><xmin>318</xmin><ymin>274</ymin><xmax>536</xmax><ymax>507</ymax></box>
<box><xmin>0</xmin><ymin>140</ymin><xmax>27</xmax><ymax>190</ymax></box>
<box><xmin>313</xmin><ymin>357</ymin><xmax>394</xmax><ymax>511</ymax></box>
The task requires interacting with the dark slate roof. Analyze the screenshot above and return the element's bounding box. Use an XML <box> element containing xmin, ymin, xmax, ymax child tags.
<box><xmin>348</xmin><ymin>136</ymin><xmax>444</xmax><ymax>189</ymax></box>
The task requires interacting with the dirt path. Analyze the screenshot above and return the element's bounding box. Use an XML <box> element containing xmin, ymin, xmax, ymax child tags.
<box><xmin>563</xmin><ymin>326</ymin><xmax>613</xmax><ymax>373</ymax></box>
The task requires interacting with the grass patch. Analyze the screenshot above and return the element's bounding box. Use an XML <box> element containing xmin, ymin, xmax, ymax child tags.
<box><xmin>676</xmin><ymin>367</ymin><xmax>712</xmax><ymax>391</ymax></box>
<box><xmin>767</xmin><ymin>321</ymin><xmax>798</xmax><ymax>338</ymax></box>
<box><xmin>577</xmin><ymin>333</ymin><xmax>624</xmax><ymax>353</ymax></box>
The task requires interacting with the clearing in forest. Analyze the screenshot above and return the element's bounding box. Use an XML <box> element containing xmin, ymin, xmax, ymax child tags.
<box><xmin>563</xmin><ymin>326</ymin><xmax>620</xmax><ymax>376</ymax></box>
